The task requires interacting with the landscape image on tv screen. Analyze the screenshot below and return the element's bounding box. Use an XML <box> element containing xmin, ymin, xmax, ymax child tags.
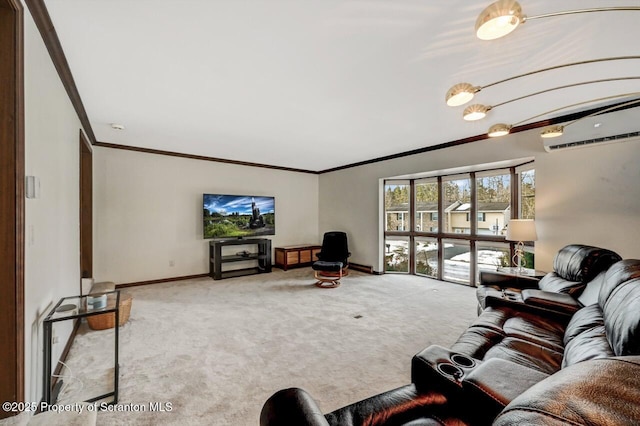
<box><xmin>203</xmin><ymin>194</ymin><xmax>275</xmax><ymax>239</ymax></box>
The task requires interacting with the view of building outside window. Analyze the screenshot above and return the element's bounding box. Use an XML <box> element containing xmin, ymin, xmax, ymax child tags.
<box><xmin>384</xmin><ymin>183</ymin><xmax>409</xmax><ymax>231</ymax></box>
<box><xmin>415</xmin><ymin>180</ymin><xmax>438</xmax><ymax>232</ymax></box>
<box><xmin>476</xmin><ymin>172</ymin><xmax>511</xmax><ymax>236</ymax></box>
<box><xmin>443</xmin><ymin>177</ymin><xmax>471</xmax><ymax>234</ymax></box>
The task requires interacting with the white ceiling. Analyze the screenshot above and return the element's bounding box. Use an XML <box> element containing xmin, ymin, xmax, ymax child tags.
<box><xmin>43</xmin><ymin>0</ymin><xmax>640</xmax><ymax>172</ymax></box>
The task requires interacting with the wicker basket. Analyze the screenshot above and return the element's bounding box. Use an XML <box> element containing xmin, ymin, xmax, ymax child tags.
<box><xmin>87</xmin><ymin>293</ymin><xmax>132</xmax><ymax>330</ymax></box>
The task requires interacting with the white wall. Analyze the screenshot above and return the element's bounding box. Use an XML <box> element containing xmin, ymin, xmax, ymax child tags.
<box><xmin>23</xmin><ymin>7</ymin><xmax>82</xmax><ymax>402</ymax></box>
<box><xmin>93</xmin><ymin>147</ymin><xmax>319</xmax><ymax>284</ymax></box>
<box><xmin>319</xmin><ymin>130</ymin><xmax>640</xmax><ymax>272</ymax></box>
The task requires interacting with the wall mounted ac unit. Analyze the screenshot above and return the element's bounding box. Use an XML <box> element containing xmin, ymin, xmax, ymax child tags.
<box><xmin>543</xmin><ymin>102</ymin><xmax>640</xmax><ymax>153</ymax></box>
<box><xmin>543</xmin><ymin>131</ymin><xmax>640</xmax><ymax>152</ymax></box>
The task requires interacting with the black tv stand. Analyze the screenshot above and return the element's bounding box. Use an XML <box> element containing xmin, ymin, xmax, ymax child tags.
<box><xmin>209</xmin><ymin>238</ymin><xmax>272</xmax><ymax>280</ymax></box>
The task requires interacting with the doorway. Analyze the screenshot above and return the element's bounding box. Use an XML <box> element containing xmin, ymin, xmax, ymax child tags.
<box><xmin>80</xmin><ymin>131</ymin><xmax>92</xmax><ymax>285</ymax></box>
<box><xmin>0</xmin><ymin>0</ymin><xmax>25</xmax><ymax>414</ymax></box>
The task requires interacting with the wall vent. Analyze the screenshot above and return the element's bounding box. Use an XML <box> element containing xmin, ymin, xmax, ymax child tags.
<box><xmin>544</xmin><ymin>131</ymin><xmax>640</xmax><ymax>152</ymax></box>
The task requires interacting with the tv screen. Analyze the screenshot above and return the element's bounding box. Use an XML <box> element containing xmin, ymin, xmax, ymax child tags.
<box><xmin>203</xmin><ymin>194</ymin><xmax>275</xmax><ymax>239</ymax></box>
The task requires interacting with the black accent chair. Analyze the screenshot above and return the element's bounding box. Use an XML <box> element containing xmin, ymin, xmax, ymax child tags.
<box><xmin>312</xmin><ymin>231</ymin><xmax>351</xmax><ymax>288</ymax></box>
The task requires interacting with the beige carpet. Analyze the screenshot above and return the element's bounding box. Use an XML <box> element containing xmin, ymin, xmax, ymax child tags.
<box><xmin>51</xmin><ymin>269</ymin><xmax>477</xmax><ymax>425</ymax></box>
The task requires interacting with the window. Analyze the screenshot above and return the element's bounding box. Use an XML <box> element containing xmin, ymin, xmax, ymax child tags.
<box><xmin>415</xmin><ymin>179</ymin><xmax>438</xmax><ymax>233</ymax></box>
<box><xmin>382</xmin><ymin>162</ymin><xmax>535</xmax><ymax>286</ymax></box>
<box><xmin>415</xmin><ymin>238</ymin><xmax>438</xmax><ymax>278</ymax></box>
<box><xmin>443</xmin><ymin>240</ymin><xmax>470</xmax><ymax>284</ymax></box>
<box><xmin>466</xmin><ymin>213</ymin><xmax>487</xmax><ymax>222</ymax></box>
<box><xmin>385</xmin><ymin>238</ymin><xmax>410</xmax><ymax>273</ymax></box>
<box><xmin>477</xmin><ymin>171</ymin><xmax>511</xmax><ymax>236</ymax></box>
<box><xmin>443</xmin><ymin>176</ymin><xmax>471</xmax><ymax>234</ymax></box>
<box><xmin>384</xmin><ymin>182</ymin><xmax>409</xmax><ymax>231</ymax></box>
<box><xmin>519</xmin><ymin>168</ymin><xmax>535</xmax><ymax>219</ymax></box>
<box><xmin>476</xmin><ymin>242</ymin><xmax>510</xmax><ymax>284</ymax></box>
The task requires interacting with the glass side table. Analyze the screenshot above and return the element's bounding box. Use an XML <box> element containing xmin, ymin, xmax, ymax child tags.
<box><xmin>42</xmin><ymin>290</ymin><xmax>120</xmax><ymax>409</ymax></box>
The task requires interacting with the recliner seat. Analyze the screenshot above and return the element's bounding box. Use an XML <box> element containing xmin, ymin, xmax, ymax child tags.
<box><xmin>476</xmin><ymin>244</ymin><xmax>622</xmax><ymax>312</ymax></box>
<box><xmin>417</xmin><ymin>259</ymin><xmax>640</xmax><ymax>377</ymax></box>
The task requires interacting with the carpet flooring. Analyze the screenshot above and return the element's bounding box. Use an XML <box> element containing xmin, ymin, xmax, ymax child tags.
<box><xmin>48</xmin><ymin>269</ymin><xmax>477</xmax><ymax>425</ymax></box>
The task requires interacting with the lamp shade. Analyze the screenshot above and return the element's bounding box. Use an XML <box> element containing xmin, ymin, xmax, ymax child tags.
<box><xmin>446</xmin><ymin>83</ymin><xmax>479</xmax><ymax>106</ymax></box>
<box><xmin>506</xmin><ymin>219</ymin><xmax>537</xmax><ymax>242</ymax></box>
<box><xmin>488</xmin><ymin>123</ymin><xmax>511</xmax><ymax>137</ymax></box>
<box><xmin>540</xmin><ymin>125</ymin><xmax>564</xmax><ymax>138</ymax></box>
<box><xmin>476</xmin><ymin>0</ymin><xmax>524</xmax><ymax>40</ymax></box>
<box><xmin>463</xmin><ymin>104</ymin><xmax>491</xmax><ymax>121</ymax></box>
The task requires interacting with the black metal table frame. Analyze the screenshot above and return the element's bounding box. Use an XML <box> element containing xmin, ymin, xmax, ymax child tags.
<box><xmin>42</xmin><ymin>290</ymin><xmax>120</xmax><ymax>409</ymax></box>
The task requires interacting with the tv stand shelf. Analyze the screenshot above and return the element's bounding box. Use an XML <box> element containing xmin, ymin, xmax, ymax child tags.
<box><xmin>209</xmin><ymin>239</ymin><xmax>272</xmax><ymax>280</ymax></box>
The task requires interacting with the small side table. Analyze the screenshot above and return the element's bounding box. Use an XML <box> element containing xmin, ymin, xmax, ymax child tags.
<box><xmin>480</xmin><ymin>267</ymin><xmax>546</xmax><ymax>289</ymax></box>
<box><xmin>43</xmin><ymin>291</ymin><xmax>120</xmax><ymax>409</ymax></box>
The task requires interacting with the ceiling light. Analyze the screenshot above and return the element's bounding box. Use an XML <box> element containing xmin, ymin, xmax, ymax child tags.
<box><xmin>476</xmin><ymin>1</ymin><xmax>640</xmax><ymax>40</ymax></box>
<box><xmin>488</xmin><ymin>123</ymin><xmax>512</xmax><ymax>137</ymax></box>
<box><xmin>476</xmin><ymin>0</ymin><xmax>524</xmax><ymax>40</ymax></box>
<box><xmin>463</xmin><ymin>104</ymin><xmax>492</xmax><ymax>121</ymax></box>
<box><xmin>445</xmin><ymin>83</ymin><xmax>480</xmax><ymax>106</ymax></box>
<box><xmin>460</xmin><ymin>77</ymin><xmax>640</xmax><ymax>121</ymax></box>
<box><xmin>487</xmin><ymin>93</ymin><xmax>640</xmax><ymax>139</ymax></box>
<box><xmin>540</xmin><ymin>126</ymin><xmax>564</xmax><ymax>138</ymax></box>
<box><xmin>445</xmin><ymin>56</ymin><xmax>640</xmax><ymax>107</ymax></box>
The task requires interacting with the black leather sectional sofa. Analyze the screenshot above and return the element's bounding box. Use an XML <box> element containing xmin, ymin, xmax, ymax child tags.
<box><xmin>260</xmin><ymin>245</ymin><xmax>640</xmax><ymax>425</ymax></box>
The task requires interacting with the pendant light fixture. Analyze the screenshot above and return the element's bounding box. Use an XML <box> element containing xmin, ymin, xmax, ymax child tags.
<box><xmin>445</xmin><ymin>56</ymin><xmax>640</xmax><ymax>107</ymax></box>
<box><xmin>476</xmin><ymin>1</ymin><xmax>640</xmax><ymax>41</ymax></box>
<box><xmin>461</xmin><ymin>77</ymin><xmax>640</xmax><ymax>121</ymax></box>
<box><xmin>486</xmin><ymin>93</ymin><xmax>640</xmax><ymax>138</ymax></box>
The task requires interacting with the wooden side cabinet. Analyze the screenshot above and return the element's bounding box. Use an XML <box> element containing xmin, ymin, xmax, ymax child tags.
<box><xmin>275</xmin><ymin>244</ymin><xmax>322</xmax><ymax>270</ymax></box>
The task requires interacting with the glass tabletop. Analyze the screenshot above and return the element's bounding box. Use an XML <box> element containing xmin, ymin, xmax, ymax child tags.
<box><xmin>44</xmin><ymin>290</ymin><xmax>120</xmax><ymax>322</ymax></box>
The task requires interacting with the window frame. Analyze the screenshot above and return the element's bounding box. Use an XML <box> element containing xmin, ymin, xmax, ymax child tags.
<box><xmin>383</xmin><ymin>162</ymin><xmax>534</xmax><ymax>284</ymax></box>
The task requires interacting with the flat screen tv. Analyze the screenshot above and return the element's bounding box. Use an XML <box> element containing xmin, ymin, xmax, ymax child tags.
<box><xmin>203</xmin><ymin>194</ymin><xmax>275</xmax><ymax>239</ymax></box>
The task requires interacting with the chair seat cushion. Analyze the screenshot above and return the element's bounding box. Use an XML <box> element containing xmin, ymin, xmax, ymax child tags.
<box><xmin>312</xmin><ymin>261</ymin><xmax>343</xmax><ymax>272</ymax></box>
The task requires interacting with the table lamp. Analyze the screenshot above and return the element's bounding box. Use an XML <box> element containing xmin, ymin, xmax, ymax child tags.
<box><xmin>506</xmin><ymin>219</ymin><xmax>537</xmax><ymax>272</ymax></box>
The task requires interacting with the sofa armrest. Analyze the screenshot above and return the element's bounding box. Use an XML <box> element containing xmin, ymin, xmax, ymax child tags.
<box><xmin>521</xmin><ymin>289</ymin><xmax>582</xmax><ymax>314</ymax></box>
<box><xmin>260</xmin><ymin>388</ymin><xmax>329</xmax><ymax>426</ymax></box>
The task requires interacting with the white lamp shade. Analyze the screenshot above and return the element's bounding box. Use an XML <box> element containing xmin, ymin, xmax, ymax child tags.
<box><xmin>506</xmin><ymin>219</ymin><xmax>537</xmax><ymax>242</ymax></box>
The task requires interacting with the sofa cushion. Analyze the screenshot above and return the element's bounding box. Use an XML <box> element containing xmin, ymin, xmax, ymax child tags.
<box><xmin>603</xmin><ymin>277</ymin><xmax>640</xmax><ymax>356</ymax></box>
<box><xmin>598</xmin><ymin>259</ymin><xmax>640</xmax><ymax>307</ymax></box>
<box><xmin>553</xmin><ymin>244</ymin><xmax>622</xmax><ymax>284</ymax></box>
<box><xmin>482</xmin><ymin>337</ymin><xmax>563</xmax><ymax>375</ymax></box>
<box><xmin>561</xmin><ymin>325</ymin><xmax>614</xmax><ymax>368</ymax></box>
<box><xmin>562</xmin><ymin>304</ymin><xmax>604</xmax><ymax>346</ymax></box>
<box><xmin>575</xmin><ymin>270</ymin><xmax>606</xmax><ymax>306</ymax></box>
<box><xmin>537</xmin><ymin>272</ymin><xmax>584</xmax><ymax>295</ymax></box>
<box><xmin>501</xmin><ymin>316</ymin><xmax>565</xmax><ymax>353</ymax></box>
<box><xmin>450</xmin><ymin>307</ymin><xmax>566</xmax><ymax>374</ymax></box>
